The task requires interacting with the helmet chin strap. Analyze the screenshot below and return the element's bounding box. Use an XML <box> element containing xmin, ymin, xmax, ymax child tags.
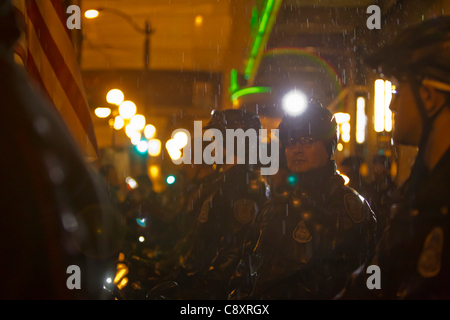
<box><xmin>409</xmin><ymin>77</ymin><xmax>449</xmax><ymax>158</ymax></box>
<box><xmin>406</xmin><ymin>77</ymin><xmax>448</xmax><ymax>205</ymax></box>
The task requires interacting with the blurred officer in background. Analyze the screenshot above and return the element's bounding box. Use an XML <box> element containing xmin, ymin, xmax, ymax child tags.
<box><xmin>365</xmin><ymin>155</ymin><xmax>397</xmax><ymax>238</ymax></box>
<box><xmin>340</xmin><ymin>156</ymin><xmax>368</xmax><ymax>196</ymax></box>
<box><xmin>0</xmin><ymin>0</ymin><xmax>125</xmax><ymax>299</ymax></box>
<box><xmin>229</xmin><ymin>100</ymin><xmax>377</xmax><ymax>300</ymax></box>
<box><xmin>337</xmin><ymin>16</ymin><xmax>450</xmax><ymax>300</ymax></box>
<box><xmin>161</xmin><ymin>109</ymin><xmax>271</xmax><ymax>300</ymax></box>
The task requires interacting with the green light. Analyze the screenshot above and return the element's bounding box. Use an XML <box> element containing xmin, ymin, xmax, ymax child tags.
<box><xmin>258</xmin><ymin>0</ymin><xmax>275</xmax><ymax>34</ymax></box>
<box><xmin>229</xmin><ymin>69</ymin><xmax>239</xmax><ymax>94</ymax></box>
<box><xmin>244</xmin><ymin>0</ymin><xmax>282</xmax><ymax>81</ymax></box>
<box><xmin>166</xmin><ymin>175</ymin><xmax>176</xmax><ymax>185</ymax></box>
<box><xmin>288</xmin><ymin>174</ymin><xmax>297</xmax><ymax>186</ymax></box>
<box><xmin>251</xmin><ymin>6</ymin><xmax>258</xmax><ymax>33</ymax></box>
<box><xmin>136</xmin><ymin>218</ymin><xmax>146</xmax><ymax>228</ymax></box>
<box><xmin>231</xmin><ymin>87</ymin><xmax>272</xmax><ymax>102</ymax></box>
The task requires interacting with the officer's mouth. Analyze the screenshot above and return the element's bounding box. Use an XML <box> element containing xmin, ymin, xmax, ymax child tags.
<box><xmin>292</xmin><ymin>159</ymin><xmax>307</xmax><ymax>164</ymax></box>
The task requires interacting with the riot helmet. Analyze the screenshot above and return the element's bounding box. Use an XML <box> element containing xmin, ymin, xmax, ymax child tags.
<box><xmin>203</xmin><ymin>109</ymin><xmax>262</xmax><ymax>166</ymax></box>
<box><xmin>203</xmin><ymin>109</ymin><xmax>262</xmax><ymax>132</ymax></box>
<box><xmin>365</xmin><ymin>16</ymin><xmax>450</xmax><ymax>153</ymax></box>
<box><xmin>278</xmin><ymin>99</ymin><xmax>339</xmax><ymax>159</ymax></box>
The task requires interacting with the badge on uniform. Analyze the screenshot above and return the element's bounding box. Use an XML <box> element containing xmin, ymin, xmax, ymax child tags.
<box><xmin>344</xmin><ymin>194</ymin><xmax>365</xmax><ymax>223</ymax></box>
<box><xmin>233</xmin><ymin>199</ymin><xmax>257</xmax><ymax>225</ymax></box>
<box><xmin>417</xmin><ymin>227</ymin><xmax>444</xmax><ymax>278</ymax></box>
<box><xmin>293</xmin><ymin>220</ymin><xmax>312</xmax><ymax>243</ymax></box>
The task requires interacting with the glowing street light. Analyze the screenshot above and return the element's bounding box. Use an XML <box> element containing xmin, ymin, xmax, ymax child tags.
<box><xmin>126</xmin><ymin>177</ymin><xmax>138</xmax><ymax>189</ymax></box>
<box><xmin>166</xmin><ymin>175</ymin><xmax>176</xmax><ymax>185</ymax></box>
<box><xmin>385</xmin><ymin>81</ymin><xmax>393</xmax><ymax>132</ymax></box>
<box><xmin>137</xmin><ymin>140</ymin><xmax>149</xmax><ymax>153</ymax></box>
<box><xmin>119</xmin><ymin>101</ymin><xmax>137</xmax><ymax>120</ymax></box>
<box><xmin>148</xmin><ymin>139</ymin><xmax>162</xmax><ymax>157</ymax></box>
<box><xmin>95</xmin><ymin>107</ymin><xmax>111</xmax><ymax>118</ymax></box>
<box><xmin>130</xmin><ymin>132</ymin><xmax>141</xmax><ymax>146</ymax></box>
<box><xmin>85</xmin><ymin>9</ymin><xmax>99</xmax><ymax>19</ymax></box>
<box><xmin>341</xmin><ymin>122</ymin><xmax>351</xmax><ymax>143</ymax></box>
<box><xmin>125</xmin><ymin>124</ymin><xmax>139</xmax><ymax>138</ymax></box>
<box><xmin>106</xmin><ymin>89</ymin><xmax>124</xmax><ymax>106</ymax></box>
<box><xmin>174</xmin><ymin>132</ymin><xmax>189</xmax><ymax>149</ymax></box>
<box><xmin>144</xmin><ymin>125</ymin><xmax>156</xmax><ymax>139</ymax></box>
<box><xmin>195</xmin><ymin>15</ymin><xmax>203</xmax><ymax>27</ymax></box>
<box><xmin>334</xmin><ymin>113</ymin><xmax>351</xmax><ymax>124</ymax></box>
<box><xmin>130</xmin><ymin>115</ymin><xmax>146</xmax><ymax>131</ymax></box>
<box><xmin>113</xmin><ymin>116</ymin><xmax>125</xmax><ymax>130</ymax></box>
<box><xmin>356</xmin><ymin>97</ymin><xmax>367</xmax><ymax>144</ymax></box>
<box><xmin>282</xmin><ymin>91</ymin><xmax>307</xmax><ymax>116</ymax></box>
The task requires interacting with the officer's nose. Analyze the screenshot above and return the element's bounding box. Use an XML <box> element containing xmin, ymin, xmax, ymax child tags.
<box><xmin>292</xmin><ymin>141</ymin><xmax>304</xmax><ymax>153</ymax></box>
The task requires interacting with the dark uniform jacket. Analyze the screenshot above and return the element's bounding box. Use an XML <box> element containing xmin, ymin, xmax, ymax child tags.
<box><xmin>229</xmin><ymin>161</ymin><xmax>377</xmax><ymax>300</ymax></box>
<box><xmin>365</xmin><ymin>177</ymin><xmax>397</xmax><ymax>238</ymax></box>
<box><xmin>180</xmin><ymin>164</ymin><xmax>271</xmax><ymax>298</ymax></box>
<box><xmin>337</xmin><ymin>149</ymin><xmax>450</xmax><ymax>300</ymax></box>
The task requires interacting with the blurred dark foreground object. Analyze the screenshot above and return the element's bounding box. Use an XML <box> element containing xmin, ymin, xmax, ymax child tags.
<box><xmin>0</xmin><ymin>0</ymin><xmax>125</xmax><ymax>300</ymax></box>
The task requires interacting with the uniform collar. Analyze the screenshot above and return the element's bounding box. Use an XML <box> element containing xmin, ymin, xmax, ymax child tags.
<box><xmin>292</xmin><ymin>160</ymin><xmax>340</xmax><ymax>194</ymax></box>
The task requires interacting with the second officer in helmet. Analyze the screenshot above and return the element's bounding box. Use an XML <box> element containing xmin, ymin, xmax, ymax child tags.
<box><xmin>229</xmin><ymin>100</ymin><xmax>377</xmax><ymax>300</ymax></box>
<box><xmin>171</xmin><ymin>109</ymin><xmax>271</xmax><ymax>299</ymax></box>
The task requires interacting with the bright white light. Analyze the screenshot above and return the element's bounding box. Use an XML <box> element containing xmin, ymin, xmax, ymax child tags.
<box><xmin>95</xmin><ymin>107</ymin><xmax>111</xmax><ymax>119</ymax></box>
<box><xmin>166</xmin><ymin>139</ymin><xmax>178</xmax><ymax>151</ymax></box>
<box><xmin>356</xmin><ymin>97</ymin><xmax>366</xmax><ymax>144</ymax></box>
<box><xmin>168</xmin><ymin>149</ymin><xmax>182</xmax><ymax>161</ymax></box>
<box><xmin>334</xmin><ymin>113</ymin><xmax>351</xmax><ymax>124</ymax></box>
<box><xmin>137</xmin><ymin>140</ymin><xmax>148</xmax><ymax>153</ymax></box>
<box><xmin>139</xmin><ymin>236</ymin><xmax>145</xmax><ymax>243</ymax></box>
<box><xmin>341</xmin><ymin>121</ymin><xmax>351</xmax><ymax>143</ymax></box>
<box><xmin>126</xmin><ymin>177</ymin><xmax>138</xmax><ymax>189</ymax></box>
<box><xmin>341</xmin><ymin>122</ymin><xmax>351</xmax><ymax>134</ymax></box>
<box><xmin>114</xmin><ymin>116</ymin><xmax>125</xmax><ymax>130</ymax></box>
<box><xmin>374</xmin><ymin>79</ymin><xmax>386</xmax><ymax>133</ymax></box>
<box><xmin>282</xmin><ymin>91</ymin><xmax>307</xmax><ymax>116</ymax></box>
<box><xmin>106</xmin><ymin>278</ymin><xmax>112</xmax><ymax>284</ymax></box>
<box><xmin>119</xmin><ymin>101</ymin><xmax>137</xmax><ymax>120</ymax></box>
<box><xmin>385</xmin><ymin>81</ymin><xmax>393</xmax><ymax>132</ymax></box>
<box><xmin>85</xmin><ymin>10</ymin><xmax>99</xmax><ymax>19</ymax></box>
<box><xmin>126</xmin><ymin>124</ymin><xmax>138</xmax><ymax>138</ymax></box>
<box><xmin>106</xmin><ymin>89</ymin><xmax>124</xmax><ymax>106</ymax></box>
<box><xmin>130</xmin><ymin>115</ymin><xmax>146</xmax><ymax>131</ymax></box>
<box><xmin>130</xmin><ymin>132</ymin><xmax>141</xmax><ymax>146</ymax></box>
<box><xmin>174</xmin><ymin>132</ymin><xmax>189</xmax><ymax>149</ymax></box>
<box><xmin>342</xmin><ymin>132</ymin><xmax>351</xmax><ymax>143</ymax></box>
<box><xmin>148</xmin><ymin>139</ymin><xmax>162</xmax><ymax>157</ymax></box>
<box><xmin>144</xmin><ymin>125</ymin><xmax>156</xmax><ymax>139</ymax></box>
<box><xmin>166</xmin><ymin>176</ymin><xmax>176</xmax><ymax>185</ymax></box>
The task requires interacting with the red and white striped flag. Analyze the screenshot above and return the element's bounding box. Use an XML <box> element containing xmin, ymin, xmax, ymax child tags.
<box><xmin>12</xmin><ymin>0</ymin><xmax>99</xmax><ymax>161</ymax></box>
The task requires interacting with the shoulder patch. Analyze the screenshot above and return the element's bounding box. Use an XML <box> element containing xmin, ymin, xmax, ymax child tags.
<box><xmin>198</xmin><ymin>195</ymin><xmax>213</xmax><ymax>223</ymax></box>
<box><xmin>344</xmin><ymin>193</ymin><xmax>365</xmax><ymax>223</ymax></box>
<box><xmin>234</xmin><ymin>199</ymin><xmax>257</xmax><ymax>225</ymax></box>
<box><xmin>417</xmin><ymin>227</ymin><xmax>444</xmax><ymax>278</ymax></box>
<box><xmin>293</xmin><ymin>220</ymin><xmax>312</xmax><ymax>243</ymax></box>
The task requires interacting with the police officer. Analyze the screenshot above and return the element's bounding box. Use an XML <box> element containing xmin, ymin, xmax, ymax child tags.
<box><xmin>337</xmin><ymin>16</ymin><xmax>450</xmax><ymax>300</ymax></box>
<box><xmin>0</xmin><ymin>0</ymin><xmax>125</xmax><ymax>299</ymax></box>
<box><xmin>229</xmin><ymin>100</ymin><xmax>377</xmax><ymax>300</ymax></box>
<box><xmin>160</xmin><ymin>109</ymin><xmax>271</xmax><ymax>299</ymax></box>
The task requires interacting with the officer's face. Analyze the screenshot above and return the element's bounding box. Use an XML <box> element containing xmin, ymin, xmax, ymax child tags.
<box><xmin>389</xmin><ymin>78</ymin><xmax>423</xmax><ymax>146</ymax></box>
<box><xmin>285</xmin><ymin>138</ymin><xmax>329</xmax><ymax>173</ymax></box>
